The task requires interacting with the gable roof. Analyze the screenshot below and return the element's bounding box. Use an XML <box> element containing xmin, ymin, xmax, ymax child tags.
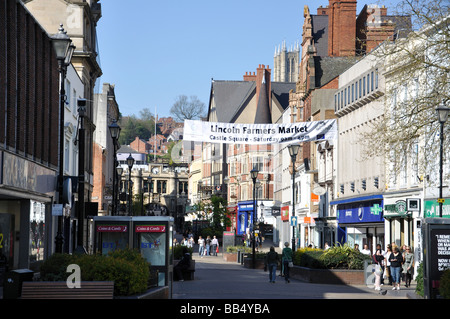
<box><xmin>209</xmin><ymin>80</ymin><xmax>295</xmax><ymax>124</ymax></box>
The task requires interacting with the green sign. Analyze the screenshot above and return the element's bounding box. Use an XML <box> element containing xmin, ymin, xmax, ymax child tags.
<box><xmin>424</xmin><ymin>200</ymin><xmax>450</xmax><ymax>218</ymax></box>
<box><xmin>371</xmin><ymin>204</ymin><xmax>383</xmax><ymax>215</ymax></box>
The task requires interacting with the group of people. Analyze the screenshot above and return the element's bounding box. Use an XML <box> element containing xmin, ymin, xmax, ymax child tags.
<box><xmin>197</xmin><ymin>235</ymin><xmax>219</xmax><ymax>257</ymax></box>
<box><xmin>372</xmin><ymin>243</ymin><xmax>415</xmax><ymax>292</ymax></box>
<box><xmin>264</xmin><ymin>242</ymin><xmax>293</xmax><ymax>284</ymax></box>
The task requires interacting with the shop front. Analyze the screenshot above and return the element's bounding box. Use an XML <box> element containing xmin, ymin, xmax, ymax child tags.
<box><xmin>0</xmin><ymin>151</ymin><xmax>56</xmax><ymax>276</ymax></box>
<box><xmin>332</xmin><ymin>195</ymin><xmax>385</xmax><ymax>254</ymax></box>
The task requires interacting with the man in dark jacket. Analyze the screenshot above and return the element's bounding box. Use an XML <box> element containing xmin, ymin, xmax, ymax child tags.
<box><xmin>174</xmin><ymin>249</ymin><xmax>191</xmax><ymax>281</ymax></box>
<box><xmin>265</xmin><ymin>246</ymin><xmax>279</xmax><ymax>283</ymax></box>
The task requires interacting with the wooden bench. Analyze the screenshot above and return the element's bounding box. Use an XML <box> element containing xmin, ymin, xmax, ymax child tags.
<box><xmin>173</xmin><ymin>259</ymin><xmax>195</xmax><ymax>281</ymax></box>
<box><xmin>21</xmin><ymin>281</ymin><xmax>114</xmax><ymax>299</ymax></box>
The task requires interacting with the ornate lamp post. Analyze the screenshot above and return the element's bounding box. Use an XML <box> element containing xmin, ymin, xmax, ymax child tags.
<box><xmin>109</xmin><ymin>120</ymin><xmax>121</xmax><ymax>215</ymax></box>
<box><xmin>288</xmin><ymin>144</ymin><xmax>300</xmax><ymax>251</ymax></box>
<box><xmin>250</xmin><ymin>167</ymin><xmax>259</xmax><ymax>269</ymax></box>
<box><xmin>127</xmin><ymin>154</ymin><xmax>135</xmax><ymax>216</ymax></box>
<box><xmin>52</xmin><ymin>24</ymin><xmax>75</xmax><ymax>253</ymax></box>
<box><xmin>116</xmin><ymin>166</ymin><xmax>123</xmax><ymax>215</ymax></box>
<box><xmin>436</xmin><ymin>105</ymin><xmax>449</xmax><ymax>217</ymax></box>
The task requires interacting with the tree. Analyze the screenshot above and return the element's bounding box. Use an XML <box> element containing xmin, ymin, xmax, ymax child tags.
<box><xmin>170</xmin><ymin>95</ymin><xmax>206</xmax><ymax>122</ymax></box>
<box><xmin>118</xmin><ymin>109</ymin><xmax>161</xmax><ymax>145</ymax></box>
<box><xmin>193</xmin><ymin>195</ymin><xmax>231</xmax><ymax>237</ymax></box>
<box><xmin>360</xmin><ymin>0</ymin><xmax>449</xmax><ymax>182</ymax></box>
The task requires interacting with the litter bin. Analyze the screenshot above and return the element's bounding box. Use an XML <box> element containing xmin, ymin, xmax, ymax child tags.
<box><xmin>3</xmin><ymin>269</ymin><xmax>34</xmax><ymax>299</ymax></box>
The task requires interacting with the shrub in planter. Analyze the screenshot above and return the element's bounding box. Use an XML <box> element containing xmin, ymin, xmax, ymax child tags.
<box><xmin>298</xmin><ymin>250</ymin><xmax>325</xmax><ymax>269</ymax></box>
<box><xmin>439</xmin><ymin>268</ymin><xmax>450</xmax><ymax>299</ymax></box>
<box><xmin>294</xmin><ymin>248</ymin><xmax>322</xmax><ymax>266</ymax></box>
<box><xmin>226</xmin><ymin>246</ymin><xmax>252</xmax><ymax>253</ymax></box>
<box><xmin>39</xmin><ymin>249</ymin><xmax>150</xmax><ymax>296</ymax></box>
<box><xmin>415</xmin><ymin>262</ymin><xmax>424</xmax><ymax>297</ymax></box>
<box><xmin>320</xmin><ymin>244</ymin><xmax>371</xmax><ymax>270</ymax></box>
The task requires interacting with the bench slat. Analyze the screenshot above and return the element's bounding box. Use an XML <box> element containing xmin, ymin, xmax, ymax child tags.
<box><xmin>21</xmin><ymin>281</ymin><xmax>114</xmax><ymax>299</ymax></box>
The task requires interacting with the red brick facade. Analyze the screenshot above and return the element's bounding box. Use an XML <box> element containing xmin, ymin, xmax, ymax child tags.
<box><xmin>0</xmin><ymin>0</ymin><xmax>59</xmax><ymax>168</ymax></box>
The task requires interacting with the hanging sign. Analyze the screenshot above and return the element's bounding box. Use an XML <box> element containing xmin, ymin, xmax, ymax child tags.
<box><xmin>183</xmin><ymin>119</ymin><xmax>337</xmax><ymax>145</ymax></box>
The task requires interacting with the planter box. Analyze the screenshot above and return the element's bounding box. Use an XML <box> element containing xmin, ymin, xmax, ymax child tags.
<box><xmin>243</xmin><ymin>257</ymin><xmax>265</xmax><ymax>269</ymax></box>
<box><xmin>223</xmin><ymin>253</ymin><xmax>237</xmax><ymax>262</ymax></box>
<box><xmin>290</xmin><ymin>266</ymin><xmax>365</xmax><ymax>285</ymax></box>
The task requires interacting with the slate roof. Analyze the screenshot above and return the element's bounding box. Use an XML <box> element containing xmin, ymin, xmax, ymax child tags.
<box><xmin>311</xmin><ymin>14</ymin><xmax>329</xmax><ymax>57</ymax></box>
<box><xmin>209</xmin><ymin>80</ymin><xmax>295</xmax><ymax>124</ymax></box>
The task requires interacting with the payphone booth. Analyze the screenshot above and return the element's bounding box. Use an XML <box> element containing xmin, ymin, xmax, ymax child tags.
<box><xmin>93</xmin><ymin>216</ymin><xmax>174</xmax><ymax>296</ymax></box>
<box><xmin>132</xmin><ymin>216</ymin><xmax>173</xmax><ymax>295</ymax></box>
<box><xmin>93</xmin><ymin>216</ymin><xmax>132</xmax><ymax>255</ymax></box>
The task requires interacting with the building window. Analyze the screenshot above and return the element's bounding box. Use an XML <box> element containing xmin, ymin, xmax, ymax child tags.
<box><xmin>370</xmin><ymin>72</ymin><xmax>373</xmax><ymax>92</ymax></box>
<box><xmin>348</xmin><ymin>86</ymin><xmax>350</xmax><ymax>104</ymax></box>
<box><xmin>363</xmin><ymin>77</ymin><xmax>366</xmax><ymax>96</ymax></box>
<box><xmin>359</xmin><ymin>79</ymin><xmax>362</xmax><ymax>98</ymax></box>
<box><xmin>375</xmin><ymin>69</ymin><xmax>379</xmax><ymax>89</ymax></box>
<box><xmin>344</xmin><ymin>88</ymin><xmax>347</xmax><ymax>106</ymax></box>
<box><xmin>355</xmin><ymin>81</ymin><xmax>358</xmax><ymax>100</ymax></box>
<box><xmin>352</xmin><ymin>83</ymin><xmax>354</xmax><ymax>102</ymax></box>
<box><xmin>340</xmin><ymin>184</ymin><xmax>344</xmax><ymax>195</ymax></box>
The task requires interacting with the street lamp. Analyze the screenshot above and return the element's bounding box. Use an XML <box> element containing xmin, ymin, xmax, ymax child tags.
<box><xmin>52</xmin><ymin>24</ymin><xmax>75</xmax><ymax>253</ymax></box>
<box><xmin>116</xmin><ymin>166</ymin><xmax>123</xmax><ymax>215</ymax></box>
<box><xmin>109</xmin><ymin>120</ymin><xmax>121</xmax><ymax>216</ymax></box>
<box><xmin>436</xmin><ymin>105</ymin><xmax>449</xmax><ymax>217</ymax></box>
<box><xmin>288</xmin><ymin>144</ymin><xmax>300</xmax><ymax>251</ymax></box>
<box><xmin>147</xmin><ymin>176</ymin><xmax>153</xmax><ymax>214</ymax></box>
<box><xmin>250</xmin><ymin>166</ymin><xmax>259</xmax><ymax>269</ymax></box>
<box><xmin>127</xmin><ymin>154</ymin><xmax>135</xmax><ymax>216</ymax></box>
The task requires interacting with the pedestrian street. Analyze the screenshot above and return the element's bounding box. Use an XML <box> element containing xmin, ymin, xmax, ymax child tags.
<box><xmin>172</xmin><ymin>249</ymin><xmax>412</xmax><ymax>300</ymax></box>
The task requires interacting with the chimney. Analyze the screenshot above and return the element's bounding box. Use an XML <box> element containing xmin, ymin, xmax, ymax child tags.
<box><xmin>328</xmin><ymin>0</ymin><xmax>357</xmax><ymax>57</ymax></box>
<box><xmin>243</xmin><ymin>71</ymin><xmax>257</xmax><ymax>81</ymax></box>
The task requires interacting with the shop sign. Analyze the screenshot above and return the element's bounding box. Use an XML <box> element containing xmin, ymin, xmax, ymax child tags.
<box><xmin>281</xmin><ymin>206</ymin><xmax>290</xmax><ymax>221</ymax></box>
<box><xmin>424</xmin><ymin>200</ymin><xmax>450</xmax><ymax>218</ymax></box>
<box><xmin>135</xmin><ymin>225</ymin><xmax>166</xmax><ymax>233</ymax></box>
<box><xmin>97</xmin><ymin>225</ymin><xmax>127</xmax><ymax>232</ymax></box>
<box><xmin>337</xmin><ymin>202</ymin><xmax>384</xmax><ymax>224</ymax></box>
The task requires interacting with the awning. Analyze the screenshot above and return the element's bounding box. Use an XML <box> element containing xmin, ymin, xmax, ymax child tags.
<box><xmin>330</xmin><ymin>195</ymin><xmax>383</xmax><ymax>206</ymax></box>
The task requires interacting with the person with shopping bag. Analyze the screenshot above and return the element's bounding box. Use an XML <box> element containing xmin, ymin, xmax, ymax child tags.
<box><xmin>282</xmin><ymin>242</ymin><xmax>293</xmax><ymax>283</ymax></box>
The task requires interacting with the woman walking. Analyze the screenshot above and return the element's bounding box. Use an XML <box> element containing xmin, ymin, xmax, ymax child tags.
<box><xmin>389</xmin><ymin>246</ymin><xmax>404</xmax><ymax>290</ymax></box>
<box><xmin>402</xmin><ymin>246</ymin><xmax>414</xmax><ymax>288</ymax></box>
<box><xmin>282</xmin><ymin>242</ymin><xmax>293</xmax><ymax>283</ymax></box>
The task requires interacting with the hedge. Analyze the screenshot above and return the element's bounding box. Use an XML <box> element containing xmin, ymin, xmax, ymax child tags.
<box><xmin>39</xmin><ymin>249</ymin><xmax>150</xmax><ymax>296</ymax></box>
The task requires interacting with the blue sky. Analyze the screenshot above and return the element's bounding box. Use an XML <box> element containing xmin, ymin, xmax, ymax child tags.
<box><xmin>96</xmin><ymin>0</ymin><xmax>398</xmax><ymax>119</ymax></box>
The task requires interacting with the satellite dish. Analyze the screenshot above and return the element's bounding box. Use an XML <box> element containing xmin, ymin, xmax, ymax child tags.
<box><xmin>312</xmin><ymin>186</ymin><xmax>326</xmax><ymax>196</ymax></box>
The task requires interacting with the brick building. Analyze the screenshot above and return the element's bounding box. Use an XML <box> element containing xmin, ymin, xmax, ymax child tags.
<box><xmin>282</xmin><ymin>0</ymin><xmax>410</xmax><ymax>249</ymax></box>
<box><xmin>0</xmin><ymin>0</ymin><xmax>60</xmax><ymax>271</ymax></box>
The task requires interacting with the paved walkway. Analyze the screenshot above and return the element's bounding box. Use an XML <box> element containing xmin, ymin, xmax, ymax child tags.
<box><xmin>173</xmin><ymin>241</ymin><xmax>417</xmax><ymax>300</ymax></box>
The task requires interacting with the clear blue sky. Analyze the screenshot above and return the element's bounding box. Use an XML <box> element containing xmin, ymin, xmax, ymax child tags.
<box><xmin>96</xmin><ymin>0</ymin><xmax>398</xmax><ymax>119</ymax></box>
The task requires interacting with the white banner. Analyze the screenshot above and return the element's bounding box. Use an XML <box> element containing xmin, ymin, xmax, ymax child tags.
<box><xmin>183</xmin><ymin>119</ymin><xmax>337</xmax><ymax>145</ymax></box>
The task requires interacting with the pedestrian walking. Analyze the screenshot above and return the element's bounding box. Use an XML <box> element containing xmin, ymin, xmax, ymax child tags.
<box><xmin>389</xmin><ymin>246</ymin><xmax>403</xmax><ymax>290</ymax></box>
<box><xmin>198</xmin><ymin>236</ymin><xmax>205</xmax><ymax>257</ymax></box>
<box><xmin>361</xmin><ymin>244</ymin><xmax>371</xmax><ymax>255</ymax></box>
<box><xmin>282</xmin><ymin>242</ymin><xmax>293</xmax><ymax>283</ymax></box>
<box><xmin>384</xmin><ymin>244</ymin><xmax>393</xmax><ymax>286</ymax></box>
<box><xmin>265</xmin><ymin>246</ymin><xmax>279</xmax><ymax>283</ymax></box>
<box><xmin>206</xmin><ymin>236</ymin><xmax>211</xmax><ymax>256</ymax></box>
<box><xmin>211</xmin><ymin>236</ymin><xmax>219</xmax><ymax>256</ymax></box>
<box><xmin>187</xmin><ymin>236</ymin><xmax>194</xmax><ymax>249</ymax></box>
<box><xmin>373</xmin><ymin>246</ymin><xmax>384</xmax><ymax>291</ymax></box>
<box><xmin>402</xmin><ymin>246</ymin><xmax>414</xmax><ymax>288</ymax></box>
